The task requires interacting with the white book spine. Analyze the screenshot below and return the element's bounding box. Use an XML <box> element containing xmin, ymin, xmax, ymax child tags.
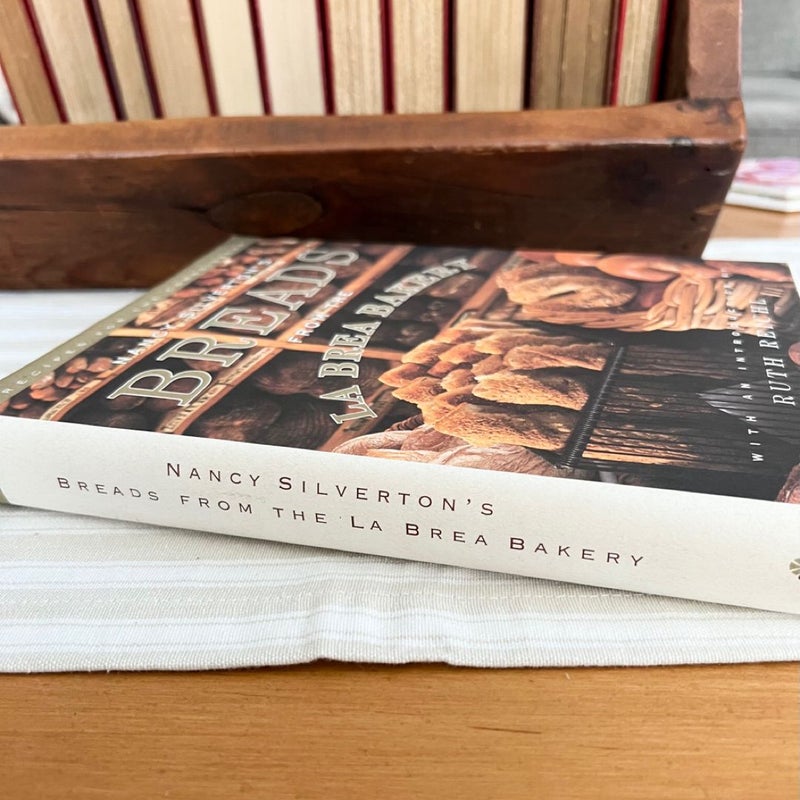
<box><xmin>2</xmin><ymin>416</ymin><xmax>799</xmax><ymax>614</ymax></box>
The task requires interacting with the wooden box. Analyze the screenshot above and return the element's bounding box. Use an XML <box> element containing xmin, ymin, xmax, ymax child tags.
<box><xmin>0</xmin><ymin>0</ymin><xmax>743</xmax><ymax>289</ymax></box>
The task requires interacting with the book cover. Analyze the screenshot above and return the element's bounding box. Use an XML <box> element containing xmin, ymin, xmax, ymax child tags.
<box><xmin>2</xmin><ymin>239</ymin><xmax>800</xmax><ymax>612</ymax></box>
<box><xmin>728</xmin><ymin>159</ymin><xmax>800</xmax><ymax>212</ymax></box>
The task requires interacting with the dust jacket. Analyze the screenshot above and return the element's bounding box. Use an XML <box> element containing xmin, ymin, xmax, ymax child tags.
<box><xmin>2</xmin><ymin>238</ymin><xmax>800</xmax><ymax>613</ymax></box>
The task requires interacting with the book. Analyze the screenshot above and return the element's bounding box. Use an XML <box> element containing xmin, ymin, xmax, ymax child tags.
<box><xmin>135</xmin><ymin>0</ymin><xmax>211</xmax><ymax>118</ymax></box>
<box><xmin>390</xmin><ymin>0</ymin><xmax>446</xmax><ymax>114</ymax></box>
<box><xmin>727</xmin><ymin>159</ymin><xmax>800</xmax><ymax>214</ymax></box>
<box><xmin>325</xmin><ymin>0</ymin><xmax>385</xmax><ymax>115</ymax></box>
<box><xmin>530</xmin><ymin>0</ymin><xmax>616</xmax><ymax>110</ymax></box>
<box><xmin>93</xmin><ymin>0</ymin><xmax>156</xmax><ymax>120</ymax></box>
<box><xmin>558</xmin><ymin>0</ymin><xmax>616</xmax><ymax>109</ymax></box>
<box><xmin>197</xmin><ymin>0</ymin><xmax>264</xmax><ymax>117</ymax></box>
<box><xmin>530</xmin><ymin>0</ymin><xmax>567</xmax><ymax>109</ymax></box>
<box><xmin>254</xmin><ymin>0</ymin><xmax>327</xmax><ymax>116</ymax></box>
<box><xmin>454</xmin><ymin>0</ymin><xmax>527</xmax><ymax>112</ymax></box>
<box><xmin>2</xmin><ymin>239</ymin><xmax>800</xmax><ymax>614</ymax></box>
<box><xmin>0</xmin><ymin>0</ymin><xmax>61</xmax><ymax>124</ymax></box>
<box><xmin>609</xmin><ymin>0</ymin><xmax>669</xmax><ymax>107</ymax></box>
<box><xmin>28</xmin><ymin>0</ymin><xmax>117</xmax><ymax>123</ymax></box>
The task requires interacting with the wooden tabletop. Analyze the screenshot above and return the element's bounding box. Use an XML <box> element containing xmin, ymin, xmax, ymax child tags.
<box><xmin>3</xmin><ymin>205</ymin><xmax>800</xmax><ymax>800</ymax></box>
<box><xmin>2</xmin><ymin>663</ymin><xmax>797</xmax><ymax>799</ymax></box>
<box><xmin>712</xmin><ymin>204</ymin><xmax>800</xmax><ymax>239</ymax></box>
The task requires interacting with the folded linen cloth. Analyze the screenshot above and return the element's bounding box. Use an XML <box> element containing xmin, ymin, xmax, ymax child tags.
<box><xmin>2</xmin><ymin>238</ymin><xmax>800</xmax><ymax>672</ymax></box>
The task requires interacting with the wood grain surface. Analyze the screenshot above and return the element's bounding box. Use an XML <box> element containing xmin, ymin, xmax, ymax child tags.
<box><xmin>0</xmin><ymin>98</ymin><xmax>744</xmax><ymax>289</ymax></box>
<box><xmin>713</xmin><ymin>205</ymin><xmax>800</xmax><ymax>239</ymax></box>
<box><xmin>1</xmin><ymin>662</ymin><xmax>797</xmax><ymax>800</ymax></box>
<box><xmin>662</xmin><ymin>0</ymin><xmax>742</xmax><ymax>102</ymax></box>
<box><xmin>0</xmin><ymin>0</ymin><xmax>745</xmax><ymax>289</ymax></box>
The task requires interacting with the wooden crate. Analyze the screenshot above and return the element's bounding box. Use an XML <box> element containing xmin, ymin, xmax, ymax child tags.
<box><xmin>0</xmin><ymin>0</ymin><xmax>743</xmax><ymax>289</ymax></box>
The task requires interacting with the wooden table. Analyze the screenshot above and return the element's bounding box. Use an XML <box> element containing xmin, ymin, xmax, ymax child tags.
<box><xmin>2</xmin><ymin>206</ymin><xmax>799</xmax><ymax>800</ymax></box>
<box><xmin>712</xmin><ymin>204</ymin><xmax>800</xmax><ymax>239</ymax></box>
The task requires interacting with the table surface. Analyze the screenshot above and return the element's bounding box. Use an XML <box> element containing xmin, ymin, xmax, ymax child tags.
<box><xmin>3</xmin><ymin>206</ymin><xmax>800</xmax><ymax>800</ymax></box>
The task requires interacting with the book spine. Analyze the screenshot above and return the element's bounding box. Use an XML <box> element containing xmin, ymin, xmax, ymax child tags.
<box><xmin>0</xmin><ymin>0</ymin><xmax>62</xmax><ymax>124</ymax></box>
<box><xmin>582</xmin><ymin>0</ymin><xmax>616</xmax><ymax>108</ymax></box>
<box><xmin>91</xmin><ymin>0</ymin><xmax>155</xmax><ymax>120</ymax></box>
<box><xmin>196</xmin><ymin>0</ymin><xmax>264</xmax><ymax>117</ymax></box>
<box><xmin>325</xmin><ymin>0</ymin><xmax>385</xmax><ymax>115</ymax></box>
<box><xmin>539</xmin><ymin>0</ymin><xmax>618</xmax><ymax>110</ymax></box>
<box><xmin>454</xmin><ymin>0</ymin><xmax>527</xmax><ymax>112</ymax></box>
<box><xmin>610</xmin><ymin>0</ymin><xmax>665</xmax><ymax>107</ymax></box>
<box><xmin>607</xmin><ymin>0</ymin><xmax>627</xmax><ymax>105</ymax></box>
<box><xmin>649</xmin><ymin>0</ymin><xmax>670</xmax><ymax>102</ymax></box>
<box><xmin>28</xmin><ymin>0</ymin><xmax>117</xmax><ymax>123</ymax></box>
<box><xmin>389</xmin><ymin>0</ymin><xmax>446</xmax><ymax>114</ymax></box>
<box><xmin>529</xmin><ymin>0</ymin><xmax>567</xmax><ymax>109</ymax></box>
<box><xmin>135</xmin><ymin>0</ymin><xmax>210</xmax><ymax>118</ymax></box>
<box><xmin>254</xmin><ymin>0</ymin><xmax>327</xmax><ymax>116</ymax></box>
<box><xmin>2</xmin><ymin>414</ymin><xmax>799</xmax><ymax>615</ymax></box>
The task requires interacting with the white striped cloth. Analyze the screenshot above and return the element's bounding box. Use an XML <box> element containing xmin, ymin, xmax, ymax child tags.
<box><xmin>2</xmin><ymin>238</ymin><xmax>800</xmax><ymax>672</ymax></box>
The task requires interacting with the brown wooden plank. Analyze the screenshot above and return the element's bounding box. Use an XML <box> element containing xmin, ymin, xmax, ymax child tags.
<box><xmin>663</xmin><ymin>0</ymin><xmax>741</xmax><ymax>102</ymax></box>
<box><xmin>0</xmin><ymin>94</ymin><xmax>742</xmax><ymax>167</ymax></box>
<box><xmin>0</xmin><ymin>208</ymin><xmax>225</xmax><ymax>288</ymax></box>
<box><xmin>0</xmin><ymin>99</ymin><xmax>744</xmax><ymax>288</ymax></box>
<box><xmin>0</xmin><ymin>662</ymin><xmax>796</xmax><ymax>800</ymax></box>
<box><xmin>683</xmin><ymin>0</ymin><xmax>742</xmax><ymax>100</ymax></box>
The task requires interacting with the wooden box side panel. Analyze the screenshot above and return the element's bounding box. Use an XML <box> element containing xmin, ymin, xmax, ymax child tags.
<box><xmin>0</xmin><ymin>0</ymin><xmax>744</xmax><ymax>289</ymax></box>
<box><xmin>662</xmin><ymin>0</ymin><xmax>742</xmax><ymax>101</ymax></box>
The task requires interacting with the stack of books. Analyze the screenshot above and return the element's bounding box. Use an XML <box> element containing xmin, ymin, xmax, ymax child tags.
<box><xmin>727</xmin><ymin>158</ymin><xmax>800</xmax><ymax>214</ymax></box>
<box><xmin>0</xmin><ymin>0</ymin><xmax>670</xmax><ymax>124</ymax></box>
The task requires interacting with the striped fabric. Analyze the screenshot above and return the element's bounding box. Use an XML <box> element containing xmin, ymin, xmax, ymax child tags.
<box><xmin>2</xmin><ymin>239</ymin><xmax>800</xmax><ymax>672</ymax></box>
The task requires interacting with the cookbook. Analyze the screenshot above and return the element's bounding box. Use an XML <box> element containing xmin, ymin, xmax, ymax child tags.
<box><xmin>2</xmin><ymin>237</ymin><xmax>799</xmax><ymax>612</ymax></box>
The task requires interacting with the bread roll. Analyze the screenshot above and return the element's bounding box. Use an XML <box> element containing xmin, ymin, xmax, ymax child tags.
<box><xmin>501</xmin><ymin>271</ymin><xmax>637</xmax><ymax>312</ymax></box>
<box><xmin>392</xmin><ymin>376</ymin><xmax>445</xmax><ymax>405</ymax></box>
<box><xmin>473</xmin><ymin>368</ymin><xmax>590</xmax><ymax>410</ymax></box>
<box><xmin>504</xmin><ymin>342</ymin><xmax>609</xmax><ymax>371</ymax></box>
<box><xmin>432</xmin><ymin>402</ymin><xmax>577</xmax><ymax>450</ymax></box>
<box><xmin>379</xmin><ymin>362</ymin><xmax>427</xmax><ymax>387</ymax></box>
